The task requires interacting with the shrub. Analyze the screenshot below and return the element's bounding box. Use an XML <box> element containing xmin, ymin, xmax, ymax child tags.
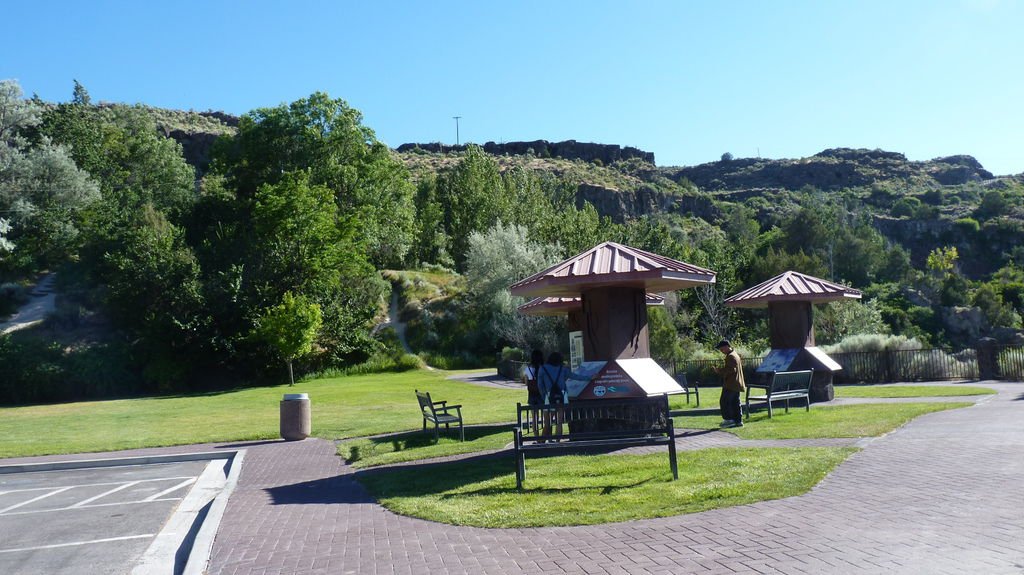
<box><xmin>0</xmin><ymin>282</ymin><xmax>29</xmax><ymax>317</ymax></box>
<box><xmin>954</xmin><ymin>217</ymin><xmax>980</xmax><ymax>235</ymax></box>
<box><xmin>501</xmin><ymin>347</ymin><xmax>526</xmax><ymax>361</ymax></box>
<box><xmin>820</xmin><ymin>333</ymin><xmax>925</xmax><ymax>354</ymax></box>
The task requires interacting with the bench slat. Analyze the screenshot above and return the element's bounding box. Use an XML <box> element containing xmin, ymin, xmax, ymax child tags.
<box><xmin>513</xmin><ymin>396</ymin><xmax>677</xmax><ymax>488</ymax></box>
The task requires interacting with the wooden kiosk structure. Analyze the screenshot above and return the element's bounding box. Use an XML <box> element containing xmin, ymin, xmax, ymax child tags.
<box><xmin>724</xmin><ymin>270</ymin><xmax>862</xmax><ymax>402</ymax></box>
<box><xmin>510</xmin><ymin>241</ymin><xmax>716</xmax><ymax>401</ymax></box>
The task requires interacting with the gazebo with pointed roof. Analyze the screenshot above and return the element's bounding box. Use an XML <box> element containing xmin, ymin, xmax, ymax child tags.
<box><xmin>725</xmin><ymin>270</ymin><xmax>862</xmax><ymax>309</ymax></box>
<box><xmin>511</xmin><ymin>242</ymin><xmax>715</xmax><ymax>362</ymax></box>
<box><xmin>725</xmin><ymin>270</ymin><xmax>862</xmax><ymax>402</ymax></box>
<box><xmin>511</xmin><ymin>241</ymin><xmax>716</xmax><ymax>298</ymax></box>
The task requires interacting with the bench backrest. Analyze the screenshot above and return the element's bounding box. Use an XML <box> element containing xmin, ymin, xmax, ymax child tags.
<box><xmin>769</xmin><ymin>370</ymin><xmax>814</xmax><ymax>393</ymax></box>
<box><xmin>517</xmin><ymin>395</ymin><xmax>671</xmax><ymax>432</ymax></box>
<box><xmin>416</xmin><ymin>390</ymin><xmax>435</xmax><ymax>416</ymax></box>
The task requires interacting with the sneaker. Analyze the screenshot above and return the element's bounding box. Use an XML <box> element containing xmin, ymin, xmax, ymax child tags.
<box><xmin>719</xmin><ymin>420</ymin><xmax>733</xmax><ymax>427</ymax></box>
<box><xmin>733</xmin><ymin>420</ymin><xmax>744</xmax><ymax>428</ymax></box>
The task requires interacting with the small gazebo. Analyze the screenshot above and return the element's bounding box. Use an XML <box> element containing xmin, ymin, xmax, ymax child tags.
<box><xmin>510</xmin><ymin>242</ymin><xmax>715</xmax><ymax>400</ymax></box>
<box><xmin>725</xmin><ymin>270</ymin><xmax>862</xmax><ymax>401</ymax></box>
<box><xmin>511</xmin><ymin>242</ymin><xmax>715</xmax><ymax>363</ymax></box>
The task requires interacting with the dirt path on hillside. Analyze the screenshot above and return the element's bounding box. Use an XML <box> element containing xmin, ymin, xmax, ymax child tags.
<box><xmin>0</xmin><ymin>273</ymin><xmax>56</xmax><ymax>335</ymax></box>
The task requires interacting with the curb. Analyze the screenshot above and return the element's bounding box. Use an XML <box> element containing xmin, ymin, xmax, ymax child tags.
<box><xmin>0</xmin><ymin>451</ymin><xmax>235</xmax><ymax>475</ymax></box>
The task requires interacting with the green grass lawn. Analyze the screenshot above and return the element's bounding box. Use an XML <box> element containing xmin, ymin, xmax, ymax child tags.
<box><xmin>358</xmin><ymin>446</ymin><xmax>855</xmax><ymax>527</ymax></box>
<box><xmin>670</xmin><ymin>386</ymin><xmax>719</xmax><ymax>410</ymax></box>
<box><xmin>0</xmin><ymin>366</ymin><xmax>979</xmax><ymax>461</ymax></box>
<box><xmin>674</xmin><ymin>402</ymin><xmax>972</xmax><ymax>439</ymax></box>
<box><xmin>0</xmin><ymin>370</ymin><xmax>522</xmax><ymax>458</ymax></box>
<box><xmin>834</xmin><ymin>385</ymin><xmax>996</xmax><ymax>398</ymax></box>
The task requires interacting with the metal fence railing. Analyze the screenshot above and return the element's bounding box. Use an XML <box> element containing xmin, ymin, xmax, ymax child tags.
<box><xmin>503</xmin><ymin>346</ymin><xmax>1024</xmax><ymax>385</ymax></box>
<box><xmin>996</xmin><ymin>345</ymin><xmax>1024</xmax><ymax>381</ymax></box>
<box><xmin>674</xmin><ymin>347</ymin><xmax>998</xmax><ymax>385</ymax></box>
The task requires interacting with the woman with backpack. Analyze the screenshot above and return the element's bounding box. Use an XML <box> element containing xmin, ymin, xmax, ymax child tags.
<box><xmin>522</xmin><ymin>349</ymin><xmax>545</xmax><ymax>436</ymax></box>
<box><xmin>537</xmin><ymin>351</ymin><xmax>568</xmax><ymax>439</ymax></box>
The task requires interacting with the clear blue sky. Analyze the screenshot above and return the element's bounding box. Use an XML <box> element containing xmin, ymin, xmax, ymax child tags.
<box><xmin>4</xmin><ymin>0</ymin><xmax>1022</xmax><ymax>174</ymax></box>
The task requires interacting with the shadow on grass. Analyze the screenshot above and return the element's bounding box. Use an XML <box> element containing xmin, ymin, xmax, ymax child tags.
<box><xmin>344</xmin><ymin>424</ymin><xmax>512</xmax><ymax>465</ymax></box>
<box><xmin>352</xmin><ymin>445</ymin><xmax>666</xmax><ymax>500</ymax></box>
<box><xmin>440</xmin><ymin>477</ymin><xmax>655</xmax><ymax>499</ymax></box>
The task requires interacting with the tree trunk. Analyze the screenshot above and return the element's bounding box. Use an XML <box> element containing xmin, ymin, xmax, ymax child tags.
<box><xmin>288</xmin><ymin>360</ymin><xmax>295</xmax><ymax>386</ymax></box>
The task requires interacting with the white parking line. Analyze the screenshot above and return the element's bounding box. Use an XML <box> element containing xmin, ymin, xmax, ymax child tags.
<box><xmin>1</xmin><ymin>498</ymin><xmax>182</xmax><ymax>517</ymax></box>
<box><xmin>0</xmin><ymin>487</ymin><xmax>73</xmax><ymax>514</ymax></box>
<box><xmin>143</xmin><ymin>478</ymin><xmax>196</xmax><ymax>502</ymax></box>
<box><xmin>69</xmin><ymin>481</ymin><xmax>140</xmax><ymax>508</ymax></box>
<box><xmin>0</xmin><ymin>534</ymin><xmax>155</xmax><ymax>554</ymax></box>
<box><xmin>0</xmin><ymin>476</ymin><xmax>197</xmax><ymax>495</ymax></box>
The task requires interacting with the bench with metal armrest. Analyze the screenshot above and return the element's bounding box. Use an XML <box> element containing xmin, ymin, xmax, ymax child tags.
<box><xmin>415</xmin><ymin>390</ymin><xmax>464</xmax><ymax>441</ymax></box>
<box><xmin>744</xmin><ymin>369</ymin><xmax>814</xmax><ymax>419</ymax></box>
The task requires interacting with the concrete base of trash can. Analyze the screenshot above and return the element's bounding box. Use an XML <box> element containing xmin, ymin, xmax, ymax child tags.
<box><xmin>280</xmin><ymin>397</ymin><xmax>311</xmax><ymax>441</ymax></box>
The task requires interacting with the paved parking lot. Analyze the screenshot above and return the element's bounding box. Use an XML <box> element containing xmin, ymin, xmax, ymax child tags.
<box><xmin>0</xmin><ymin>460</ymin><xmax>209</xmax><ymax>575</ymax></box>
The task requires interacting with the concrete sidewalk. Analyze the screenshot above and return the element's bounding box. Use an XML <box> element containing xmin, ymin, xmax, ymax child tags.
<box><xmin>204</xmin><ymin>383</ymin><xmax>1024</xmax><ymax>574</ymax></box>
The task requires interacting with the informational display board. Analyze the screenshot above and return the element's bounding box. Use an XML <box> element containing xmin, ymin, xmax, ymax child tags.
<box><xmin>616</xmin><ymin>358</ymin><xmax>685</xmax><ymax>395</ymax></box>
<box><xmin>803</xmin><ymin>346</ymin><xmax>843</xmax><ymax>371</ymax></box>
<box><xmin>756</xmin><ymin>347</ymin><xmax>843</xmax><ymax>373</ymax></box>
<box><xmin>756</xmin><ymin>348</ymin><xmax>801</xmax><ymax>373</ymax></box>
<box><xmin>566</xmin><ymin>359</ymin><xmax>683</xmax><ymax>400</ymax></box>
<box><xmin>569</xmin><ymin>331</ymin><xmax>584</xmax><ymax>370</ymax></box>
<box><xmin>566</xmin><ymin>361</ymin><xmax>605</xmax><ymax>398</ymax></box>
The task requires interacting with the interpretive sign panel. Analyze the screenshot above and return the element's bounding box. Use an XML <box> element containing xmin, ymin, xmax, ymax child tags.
<box><xmin>757</xmin><ymin>348</ymin><xmax>800</xmax><ymax>373</ymax></box>
<box><xmin>804</xmin><ymin>346</ymin><xmax>842</xmax><ymax>371</ymax></box>
<box><xmin>616</xmin><ymin>358</ymin><xmax>684</xmax><ymax>396</ymax></box>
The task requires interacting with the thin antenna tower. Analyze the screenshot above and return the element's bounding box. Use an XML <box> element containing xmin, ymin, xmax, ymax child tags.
<box><xmin>453</xmin><ymin>116</ymin><xmax>462</xmax><ymax>146</ymax></box>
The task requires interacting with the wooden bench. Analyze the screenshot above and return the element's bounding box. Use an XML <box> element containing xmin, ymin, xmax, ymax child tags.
<box><xmin>512</xmin><ymin>395</ymin><xmax>678</xmax><ymax>489</ymax></box>
<box><xmin>416</xmin><ymin>390</ymin><xmax>464</xmax><ymax>441</ymax></box>
<box><xmin>672</xmin><ymin>373</ymin><xmax>700</xmax><ymax>407</ymax></box>
<box><xmin>744</xmin><ymin>369</ymin><xmax>814</xmax><ymax>419</ymax></box>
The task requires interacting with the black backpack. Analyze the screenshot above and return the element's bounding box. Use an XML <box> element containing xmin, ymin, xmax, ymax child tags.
<box><xmin>541</xmin><ymin>365</ymin><xmax>565</xmax><ymax>404</ymax></box>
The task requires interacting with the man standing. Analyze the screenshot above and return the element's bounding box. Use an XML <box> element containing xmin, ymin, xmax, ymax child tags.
<box><xmin>716</xmin><ymin>340</ymin><xmax>746</xmax><ymax>428</ymax></box>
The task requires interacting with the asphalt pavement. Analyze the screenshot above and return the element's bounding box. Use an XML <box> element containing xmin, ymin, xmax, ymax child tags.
<box><xmin>0</xmin><ymin>460</ymin><xmax>208</xmax><ymax>575</ymax></box>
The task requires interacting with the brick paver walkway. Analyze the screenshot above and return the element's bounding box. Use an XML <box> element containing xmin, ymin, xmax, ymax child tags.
<box><xmin>4</xmin><ymin>385</ymin><xmax>1021</xmax><ymax>574</ymax></box>
<box><xmin>204</xmin><ymin>384</ymin><xmax>1024</xmax><ymax>574</ymax></box>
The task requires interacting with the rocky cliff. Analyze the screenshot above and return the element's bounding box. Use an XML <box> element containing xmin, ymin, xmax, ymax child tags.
<box><xmin>398</xmin><ymin>140</ymin><xmax>655</xmax><ymax>165</ymax></box>
<box><xmin>669</xmin><ymin>148</ymin><xmax>995</xmax><ymax>191</ymax></box>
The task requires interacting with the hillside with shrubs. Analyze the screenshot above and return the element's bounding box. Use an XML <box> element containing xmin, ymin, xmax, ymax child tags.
<box><xmin>1</xmin><ymin>79</ymin><xmax>1022</xmax><ymax>403</ymax></box>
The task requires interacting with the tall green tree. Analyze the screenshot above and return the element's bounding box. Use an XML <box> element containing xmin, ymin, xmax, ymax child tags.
<box><xmin>248</xmin><ymin>171</ymin><xmax>385</xmax><ymax>364</ymax></box>
<box><xmin>213</xmin><ymin>92</ymin><xmax>414</xmax><ymax>267</ymax></box>
<box><xmin>103</xmin><ymin>204</ymin><xmax>207</xmax><ymax>387</ymax></box>
<box><xmin>0</xmin><ymin>80</ymin><xmax>99</xmax><ymax>272</ymax></box>
<box><xmin>254</xmin><ymin>291</ymin><xmax>323</xmax><ymax>385</ymax></box>
<box><xmin>435</xmin><ymin>145</ymin><xmax>508</xmax><ymax>269</ymax></box>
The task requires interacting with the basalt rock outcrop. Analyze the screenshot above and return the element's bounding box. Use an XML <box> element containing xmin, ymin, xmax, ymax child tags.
<box><xmin>670</xmin><ymin>148</ymin><xmax>995</xmax><ymax>191</ymax></box>
<box><xmin>575</xmin><ymin>183</ymin><xmax>718</xmax><ymax>224</ymax></box>
<box><xmin>398</xmin><ymin>140</ymin><xmax>655</xmax><ymax>165</ymax></box>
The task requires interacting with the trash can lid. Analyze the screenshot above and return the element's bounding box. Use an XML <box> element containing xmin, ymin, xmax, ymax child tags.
<box><xmin>283</xmin><ymin>393</ymin><xmax>309</xmax><ymax>400</ymax></box>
